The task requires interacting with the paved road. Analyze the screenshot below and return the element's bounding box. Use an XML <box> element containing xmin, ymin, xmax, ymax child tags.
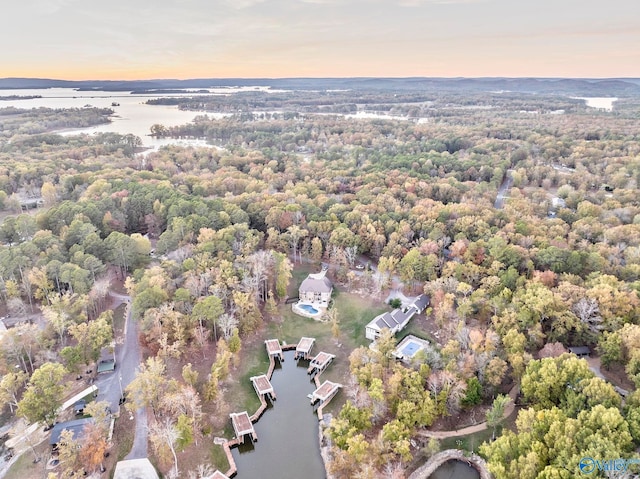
<box><xmin>94</xmin><ymin>292</ymin><xmax>148</xmax><ymax>459</ymax></box>
<box><xmin>494</xmin><ymin>170</ymin><xmax>513</xmax><ymax>209</ymax></box>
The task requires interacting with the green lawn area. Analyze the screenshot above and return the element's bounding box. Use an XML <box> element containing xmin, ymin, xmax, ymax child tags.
<box><xmin>440</xmin><ymin>427</ymin><xmax>495</xmax><ymax>454</ymax></box>
<box><xmin>3</xmin><ymin>441</ymin><xmax>51</xmax><ymax>479</ymax></box>
<box><xmin>271</xmin><ymin>287</ymin><xmax>388</xmax><ymax>350</ymax></box>
<box><xmin>210</xmin><ymin>444</ymin><xmax>230</xmax><ymax>473</ymax></box>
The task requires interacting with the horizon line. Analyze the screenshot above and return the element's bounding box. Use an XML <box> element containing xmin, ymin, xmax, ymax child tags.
<box><xmin>2</xmin><ymin>75</ymin><xmax>640</xmax><ymax>82</ymax></box>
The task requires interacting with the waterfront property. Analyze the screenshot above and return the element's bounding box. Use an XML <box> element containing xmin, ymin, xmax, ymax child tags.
<box><xmin>294</xmin><ymin>269</ymin><xmax>333</xmax><ymax>318</ymax></box>
<box><xmin>309</xmin><ymin>380</ymin><xmax>342</xmax><ymax>405</ymax></box>
<box><xmin>230</xmin><ymin>412</ymin><xmax>257</xmax><ymax>444</ymax></box>
<box><xmin>298</xmin><ymin>269</ymin><xmax>333</xmax><ymax>306</ymax></box>
<box><xmin>307</xmin><ymin>352</ymin><xmax>335</xmax><ymax>378</ymax></box>
<box><xmin>251</xmin><ymin>375</ymin><xmax>276</xmax><ymax>401</ymax></box>
<box><xmin>295</xmin><ymin>337</ymin><xmax>316</xmax><ymax>360</ymax></box>
<box><xmin>265</xmin><ymin>339</ymin><xmax>284</xmax><ymax>362</ymax></box>
<box><xmin>365</xmin><ymin>293</ymin><xmax>430</xmax><ymax>341</ymax></box>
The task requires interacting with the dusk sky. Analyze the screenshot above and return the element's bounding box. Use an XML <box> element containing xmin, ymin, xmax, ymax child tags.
<box><xmin>2</xmin><ymin>0</ymin><xmax>639</xmax><ymax>80</ymax></box>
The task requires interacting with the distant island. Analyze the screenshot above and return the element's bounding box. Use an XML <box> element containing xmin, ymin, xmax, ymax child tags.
<box><xmin>0</xmin><ymin>94</ymin><xmax>42</xmax><ymax>101</ymax></box>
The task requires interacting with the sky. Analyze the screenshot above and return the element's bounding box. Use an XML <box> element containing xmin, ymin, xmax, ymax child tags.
<box><xmin>2</xmin><ymin>0</ymin><xmax>639</xmax><ymax>80</ymax></box>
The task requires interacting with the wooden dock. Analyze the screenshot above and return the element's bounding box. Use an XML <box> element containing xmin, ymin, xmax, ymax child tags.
<box><xmin>251</xmin><ymin>374</ymin><xmax>276</xmax><ymax>401</ymax></box>
<box><xmin>309</xmin><ymin>380</ymin><xmax>342</xmax><ymax>405</ymax></box>
<box><xmin>230</xmin><ymin>411</ymin><xmax>257</xmax><ymax>444</ymax></box>
<box><xmin>223</xmin><ymin>337</ymin><xmax>340</xmax><ymax>477</ymax></box>
<box><xmin>295</xmin><ymin>337</ymin><xmax>315</xmax><ymax>360</ymax></box>
<box><xmin>265</xmin><ymin>339</ymin><xmax>284</xmax><ymax>361</ymax></box>
<box><xmin>307</xmin><ymin>351</ymin><xmax>335</xmax><ymax>376</ymax></box>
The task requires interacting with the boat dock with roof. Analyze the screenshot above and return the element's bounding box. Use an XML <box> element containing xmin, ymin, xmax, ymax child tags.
<box><xmin>309</xmin><ymin>380</ymin><xmax>342</xmax><ymax>406</ymax></box>
<box><xmin>224</xmin><ymin>336</ymin><xmax>341</xmax><ymax>476</ymax></box>
<box><xmin>307</xmin><ymin>351</ymin><xmax>335</xmax><ymax>378</ymax></box>
<box><xmin>230</xmin><ymin>411</ymin><xmax>257</xmax><ymax>444</ymax></box>
<box><xmin>295</xmin><ymin>337</ymin><xmax>315</xmax><ymax>360</ymax></box>
<box><xmin>251</xmin><ymin>374</ymin><xmax>276</xmax><ymax>401</ymax></box>
<box><xmin>265</xmin><ymin>339</ymin><xmax>284</xmax><ymax>361</ymax></box>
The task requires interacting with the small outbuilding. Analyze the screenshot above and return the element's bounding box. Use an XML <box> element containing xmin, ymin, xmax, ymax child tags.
<box><xmin>568</xmin><ymin>346</ymin><xmax>591</xmax><ymax>358</ymax></box>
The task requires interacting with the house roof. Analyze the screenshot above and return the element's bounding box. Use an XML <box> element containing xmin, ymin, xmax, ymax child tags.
<box><xmin>569</xmin><ymin>346</ymin><xmax>591</xmax><ymax>356</ymax></box>
<box><xmin>369</xmin><ymin>308</ymin><xmax>415</xmax><ymax>332</ymax></box>
<box><xmin>113</xmin><ymin>458</ymin><xmax>160</xmax><ymax>479</ymax></box>
<box><xmin>299</xmin><ymin>270</ymin><xmax>333</xmax><ymax>294</ymax></box>
<box><xmin>49</xmin><ymin>418</ymin><xmax>93</xmax><ymax>445</ymax></box>
<box><xmin>411</xmin><ymin>294</ymin><xmax>430</xmax><ymax>312</ymax></box>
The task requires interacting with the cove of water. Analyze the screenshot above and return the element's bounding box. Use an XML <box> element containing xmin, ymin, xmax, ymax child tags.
<box><xmin>0</xmin><ymin>88</ymin><xmax>232</xmax><ymax>150</ymax></box>
<box><xmin>230</xmin><ymin>349</ymin><xmax>326</xmax><ymax>479</ymax></box>
<box><xmin>429</xmin><ymin>460</ymin><xmax>480</xmax><ymax>479</ymax></box>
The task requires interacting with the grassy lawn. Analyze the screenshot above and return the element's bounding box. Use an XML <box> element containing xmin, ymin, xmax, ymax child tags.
<box><xmin>210</xmin><ymin>444</ymin><xmax>230</xmax><ymax>473</ymax></box>
<box><xmin>3</xmin><ymin>441</ymin><xmax>51</xmax><ymax>479</ymax></box>
<box><xmin>401</xmin><ymin>318</ymin><xmax>437</xmax><ymax>344</ymax></box>
<box><xmin>440</xmin><ymin>427</ymin><xmax>496</xmax><ymax>454</ymax></box>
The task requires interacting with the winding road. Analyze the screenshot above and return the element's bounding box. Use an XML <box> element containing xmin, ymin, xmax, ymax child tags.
<box><xmin>94</xmin><ymin>292</ymin><xmax>147</xmax><ymax>459</ymax></box>
<box><xmin>494</xmin><ymin>170</ymin><xmax>514</xmax><ymax>209</ymax></box>
<box><xmin>418</xmin><ymin>384</ymin><xmax>519</xmax><ymax>440</ymax></box>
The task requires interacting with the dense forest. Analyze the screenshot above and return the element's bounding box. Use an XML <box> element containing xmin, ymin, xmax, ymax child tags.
<box><xmin>0</xmin><ymin>87</ymin><xmax>639</xmax><ymax>478</ymax></box>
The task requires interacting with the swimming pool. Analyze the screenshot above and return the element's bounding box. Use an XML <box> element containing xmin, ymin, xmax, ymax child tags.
<box><xmin>298</xmin><ymin>304</ymin><xmax>319</xmax><ymax>314</ymax></box>
<box><xmin>400</xmin><ymin>340</ymin><xmax>423</xmax><ymax>358</ymax></box>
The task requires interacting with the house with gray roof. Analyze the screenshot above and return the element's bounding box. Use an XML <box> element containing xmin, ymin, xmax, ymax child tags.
<box><xmin>298</xmin><ymin>269</ymin><xmax>333</xmax><ymax>306</ymax></box>
<box><xmin>365</xmin><ymin>294</ymin><xmax>429</xmax><ymax>341</ymax></box>
<box><xmin>49</xmin><ymin>418</ymin><xmax>94</xmax><ymax>447</ymax></box>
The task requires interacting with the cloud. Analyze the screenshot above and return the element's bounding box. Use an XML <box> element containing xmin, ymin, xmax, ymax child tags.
<box><xmin>32</xmin><ymin>0</ymin><xmax>81</xmax><ymax>14</ymax></box>
<box><xmin>399</xmin><ymin>0</ymin><xmax>486</xmax><ymax>5</ymax></box>
<box><xmin>219</xmin><ymin>0</ymin><xmax>267</xmax><ymax>9</ymax></box>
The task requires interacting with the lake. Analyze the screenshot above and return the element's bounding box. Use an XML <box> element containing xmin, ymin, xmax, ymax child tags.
<box><xmin>574</xmin><ymin>97</ymin><xmax>618</xmax><ymax>111</ymax></box>
<box><xmin>0</xmin><ymin>87</ymin><xmax>236</xmax><ymax>149</ymax></box>
<box><xmin>230</xmin><ymin>350</ymin><xmax>326</xmax><ymax>479</ymax></box>
<box><xmin>430</xmin><ymin>460</ymin><xmax>481</xmax><ymax>479</ymax></box>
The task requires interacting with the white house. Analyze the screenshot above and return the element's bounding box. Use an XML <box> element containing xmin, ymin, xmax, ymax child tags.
<box><xmin>299</xmin><ymin>269</ymin><xmax>333</xmax><ymax>306</ymax></box>
<box><xmin>365</xmin><ymin>294</ymin><xmax>429</xmax><ymax>341</ymax></box>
